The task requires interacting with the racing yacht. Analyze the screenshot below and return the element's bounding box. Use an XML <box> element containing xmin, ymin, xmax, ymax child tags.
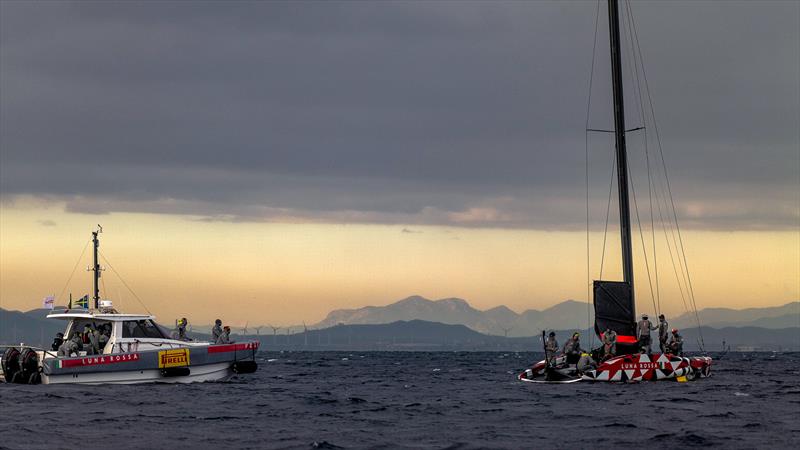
<box><xmin>519</xmin><ymin>0</ymin><xmax>712</xmax><ymax>383</ymax></box>
<box><xmin>1</xmin><ymin>228</ymin><xmax>259</xmax><ymax>384</ymax></box>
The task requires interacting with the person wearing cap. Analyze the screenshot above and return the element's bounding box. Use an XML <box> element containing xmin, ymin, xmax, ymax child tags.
<box><xmin>577</xmin><ymin>351</ymin><xmax>597</xmax><ymax>374</ymax></box>
<box><xmin>562</xmin><ymin>332</ymin><xmax>582</xmax><ymax>363</ymax></box>
<box><xmin>602</xmin><ymin>328</ymin><xmax>617</xmax><ymax>360</ymax></box>
<box><xmin>211</xmin><ymin>319</ymin><xmax>223</xmax><ymax>343</ymax></box>
<box><xmin>636</xmin><ymin>314</ymin><xmax>658</xmax><ymax>354</ymax></box>
<box><xmin>545</xmin><ymin>331</ymin><xmax>559</xmax><ymax>364</ymax></box>
<box><xmin>668</xmin><ymin>328</ymin><xmax>684</xmax><ymax>356</ymax></box>
<box><xmin>657</xmin><ymin>314</ymin><xmax>670</xmax><ymax>354</ymax></box>
<box><xmin>51</xmin><ymin>332</ymin><xmax>65</xmax><ymax>351</ymax></box>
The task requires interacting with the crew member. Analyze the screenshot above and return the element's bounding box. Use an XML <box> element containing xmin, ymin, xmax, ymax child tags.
<box><xmin>211</xmin><ymin>319</ymin><xmax>223</xmax><ymax>343</ymax></box>
<box><xmin>602</xmin><ymin>328</ymin><xmax>617</xmax><ymax>359</ymax></box>
<box><xmin>545</xmin><ymin>331</ymin><xmax>559</xmax><ymax>364</ymax></box>
<box><xmin>636</xmin><ymin>314</ymin><xmax>658</xmax><ymax>354</ymax></box>
<box><xmin>88</xmin><ymin>325</ymin><xmax>101</xmax><ymax>355</ymax></box>
<box><xmin>562</xmin><ymin>332</ymin><xmax>582</xmax><ymax>363</ymax></box>
<box><xmin>657</xmin><ymin>314</ymin><xmax>670</xmax><ymax>354</ymax></box>
<box><xmin>177</xmin><ymin>317</ymin><xmax>189</xmax><ymax>341</ymax></box>
<box><xmin>576</xmin><ymin>352</ymin><xmax>597</xmax><ymax>374</ymax></box>
<box><xmin>668</xmin><ymin>328</ymin><xmax>684</xmax><ymax>356</ymax></box>
<box><xmin>51</xmin><ymin>332</ymin><xmax>64</xmax><ymax>351</ymax></box>
<box><xmin>97</xmin><ymin>325</ymin><xmax>110</xmax><ymax>352</ymax></box>
<box><xmin>218</xmin><ymin>326</ymin><xmax>233</xmax><ymax>344</ymax></box>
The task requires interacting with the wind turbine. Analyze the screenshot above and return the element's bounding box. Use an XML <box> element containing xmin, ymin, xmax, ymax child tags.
<box><xmin>303</xmin><ymin>321</ymin><xmax>308</xmax><ymax>347</ymax></box>
<box><xmin>240</xmin><ymin>322</ymin><xmax>249</xmax><ymax>335</ymax></box>
<box><xmin>501</xmin><ymin>327</ymin><xmax>512</xmax><ymax>338</ymax></box>
<box><xmin>254</xmin><ymin>326</ymin><xmax>263</xmax><ymax>335</ymax></box>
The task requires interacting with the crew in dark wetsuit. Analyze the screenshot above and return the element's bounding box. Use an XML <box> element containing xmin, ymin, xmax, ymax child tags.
<box><xmin>545</xmin><ymin>332</ymin><xmax>559</xmax><ymax>364</ymax></box>
<box><xmin>668</xmin><ymin>329</ymin><xmax>684</xmax><ymax>356</ymax></box>
<box><xmin>97</xmin><ymin>325</ymin><xmax>110</xmax><ymax>353</ymax></box>
<box><xmin>562</xmin><ymin>332</ymin><xmax>582</xmax><ymax>363</ymax></box>
<box><xmin>636</xmin><ymin>314</ymin><xmax>658</xmax><ymax>354</ymax></box>
<box><xmin>88</xmin><ymin>326</ymin><xmax>101</xmax><ymax>355</ymax></box>
<box><xmin>211</xmin><ymin>319</ymin><xmax>223</xmax><ymax>343</ymax></box>
<box><xmin>51</xmin><ymin>333</ymin><xmax>64</xmax><ymax>351</ymax></box>
<box><xmin>657</xmin><ymin>314</ymin><xmax>670</xmax><ymax>354</ymax></box>
<box><xmin>602</xmin><ymin>328</ymin><xmax>617</xmax><ymax>359</ymax></box>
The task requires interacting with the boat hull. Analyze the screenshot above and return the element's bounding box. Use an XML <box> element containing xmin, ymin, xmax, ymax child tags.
<box><xmin>3</xmin><ymin>341</ymin><xmax>259</xmax><ymax>385</ymax></box>
<box><xmin>519</xmin><ymin>353</ymin><xmax>712</xmax><ymax>383</ymax></box>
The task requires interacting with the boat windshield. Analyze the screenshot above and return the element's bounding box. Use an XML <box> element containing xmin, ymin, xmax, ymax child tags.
<box><xmin>122</xmin><ymin>319</ymin><xmax>167</xmax><ymax>339</ymax></box>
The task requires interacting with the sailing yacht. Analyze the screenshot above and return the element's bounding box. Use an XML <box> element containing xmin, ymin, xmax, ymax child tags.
<box><xmin>519</xmin><ymin>0</ymin><xmax>712</xmax><ymax>383</ymax></box>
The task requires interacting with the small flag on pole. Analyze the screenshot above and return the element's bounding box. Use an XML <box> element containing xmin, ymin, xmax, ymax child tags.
<box><xmin>43</xmin><ymin>295</ymin><xmax>55</xmax><ymax>310</ymax></box>
<box><xmin>76</xmin><ymin>294</ymin><xmax>89</xmax><ymax>309</ymax></box>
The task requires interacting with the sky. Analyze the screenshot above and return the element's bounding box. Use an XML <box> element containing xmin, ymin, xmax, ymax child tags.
<box><xmin>1</xmin><ymin>1</ymin><xmax>798</xmax><ymax>327</ymax></box>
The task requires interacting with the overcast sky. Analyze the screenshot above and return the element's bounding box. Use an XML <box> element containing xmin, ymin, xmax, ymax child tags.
<box><xmin>2</xmin><ymin>0</ymin><xmax>798</xmax><ymax>230</ymax></box>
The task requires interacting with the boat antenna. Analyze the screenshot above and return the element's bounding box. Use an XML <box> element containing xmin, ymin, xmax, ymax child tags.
<box><xmin>608</xmin><ymin>0</ymin><xmax>635</xmax><ymax>319</ymax></box>
<box><xmin>91</xmin><ymin>225</ymin><xmax>103</xmax><ymax>309</ymax></box>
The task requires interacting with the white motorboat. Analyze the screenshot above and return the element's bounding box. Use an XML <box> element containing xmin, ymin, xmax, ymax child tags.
<box><xmin>1</xmin><ymin>228</ymin><xmax>259</xmax><ymax>385</ymax></box>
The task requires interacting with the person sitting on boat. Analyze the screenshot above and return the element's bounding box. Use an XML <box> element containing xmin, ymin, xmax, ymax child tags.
<box><xmin>218</xmin><ymin>326</ymin><xmax>234</xmax><ymax>344</ymax></box>
<box><xmin>212</xmin><ymin>319</ymin><xmax>223</xmax><ymax>343</ymax></box>
<box><xmin>51</xmin><ymin>332</ymin><xmax>64</xmax><ymax>352</ymax></box>
<box><xmin>668</xmin><ymin>329</ymin><xmax>684</xmax><ymax>356</ymax></box>
<box><xmin>636</xmin><ymin>314</ymin><xmax>658</xmax><ymax>354</ymax></box>
<box><xmin>657</xmin><ymin>314</ymin><xmax>670</xmax><ymax>354</ymax></box>
<box><xmin>576</xmin><ymin>352</ymin><xmax>597</xmax><ymax>374</ymax></box>
<box><xmin>562</xmin><ymin>332</ymin><xmax>582</xmax><ymax>363</ymax></box>
<box><xmin>82</xmin><ymin>325</ymin><xmax>94</xmax><ymax>346</ymax></box>
<box><xmin>58</xmin><ymin>332</ymin><xmax>83</xmax><ymax>357</ymax></box>
<box><xmin>545</xmin><ymin>331</ymin><xmax>559</xmax><ymax>364</ymax></box>
<box><xmin>602</xmin><ymin>328</ymin><xmax>617</xmax><ymax>360</ymax></box>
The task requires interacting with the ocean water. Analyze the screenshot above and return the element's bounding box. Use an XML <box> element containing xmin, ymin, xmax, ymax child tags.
<box><xmin>1</xmin><ymin>351</ymin><xmax>798</xmax><ymax>449</ymax></box>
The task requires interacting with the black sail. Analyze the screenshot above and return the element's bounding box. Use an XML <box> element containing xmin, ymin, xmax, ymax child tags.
<box><xmin>593</xmin><ymin>281</ymin><xmax>638</xmax><ymax>351</ymax></box>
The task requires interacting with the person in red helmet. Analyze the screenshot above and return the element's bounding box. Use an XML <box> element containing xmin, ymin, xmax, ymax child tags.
<box><xmin>668</xmin><ymin>328</ymin><xmax>684</xmax><ymax>356</ymax></box>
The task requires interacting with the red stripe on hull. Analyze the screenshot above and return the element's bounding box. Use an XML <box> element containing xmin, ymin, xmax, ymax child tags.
<box><xmin>207</xmin><ymin>342</ymin><xmax>260</xmax><ymax>354</ymax></box>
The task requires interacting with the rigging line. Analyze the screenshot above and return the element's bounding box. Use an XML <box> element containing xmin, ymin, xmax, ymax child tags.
<box><xmin>55</xmin><ymin>238</ymin><xmax>91</xmax><ymax>303</ymax></box>
<box><xmin>98</xmin><ymin>250</ymin><xmax>152</xmax><ymax>315</ymax></box>
<box><xmin>629</xmin><ymin>166</ymin><xmax>660</xmax><ymax>317</ymax></box>
<box><xmin>624</xmin><ymin>0</ymin><xmax>660</xmax><ymax>314</ymax></box>
<box><xmin>584</xmin><ymin>0</ymin><xmax>601</xmax><ymax>346</ymax></box>
<box><xmin>598</xmin><ymin>151</ymin><xmax>616</xmax><ymax>280</ymax></box>
<box><xmin>654</xmin><ymin>173</ymin><xmax>690</xmax><ymax>313</ymax></box>
<box><xmin>628</xmin><ymin>2</ymin><xmax>704</xmax><ymax>348</ymax></box>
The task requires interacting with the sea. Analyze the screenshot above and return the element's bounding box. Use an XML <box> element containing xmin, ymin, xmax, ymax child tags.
<box><xmin>1</xmin><ymin>351</ymin><xmax>798</xmax><ymax>449</ymax></box>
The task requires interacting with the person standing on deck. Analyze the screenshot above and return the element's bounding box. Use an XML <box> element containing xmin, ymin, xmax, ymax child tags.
<box><xmin>636</xmin><ymin>314</ymin><xmax>658</xmax><ymax>354</ymax></box>
<box><xmin>602</xmin><ymin>328</ymin><xmax>617</xmax><ymax>360</ymax></box>
<box><xmin>211</xmin><ymin>319</ymin><xmax>223</xmax><ymax>343</ymax></box>
<box><xmin>545</xmin><ymin>332</ymin><xmax>559</xmax><ymax>364</ymax></box>
<box><xmin>657</xmin><ymin>314</ymin><xmax>670</xmax><ymax>353</ymax></box>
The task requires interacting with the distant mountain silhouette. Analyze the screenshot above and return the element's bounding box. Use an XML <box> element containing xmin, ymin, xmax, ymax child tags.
<box><xmin>671</xmin><ymin>302</ymin><xmax>799</xmax><ymax>329</ymax></box>
<box><xmin>314</xmin><ymin>296</ymin><xmax>800</xmax><ymax>337</ymax></box>
<box><xmin>314</xmin><ymin>295</ymin><xmax>592</xmax><ymax>337</ymax></box>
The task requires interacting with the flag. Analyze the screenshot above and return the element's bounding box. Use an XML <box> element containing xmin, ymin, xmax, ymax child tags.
<box><xmin>43</xmin><ymin>295</ymin><xmax>55</xmax><ymax>310</ymax></box>
<box><xmin>76</xmin><ymin>294</ymin><xmax>89</xmax><ymax>309</ymax></box>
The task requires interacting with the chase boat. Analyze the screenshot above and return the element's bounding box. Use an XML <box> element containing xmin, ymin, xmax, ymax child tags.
<box><xmin>1</xmin><ymin>228</ymin><xmax>259</xmax><ymax>385</ymax></box>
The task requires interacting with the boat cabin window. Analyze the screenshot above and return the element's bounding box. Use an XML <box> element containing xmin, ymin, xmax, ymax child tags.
<box><xmin>122</xmin><ymin>320</ymin><xmax>167</xmax><ymax>339</ymax></box>
<box><xmin>67</xmin><ymin>319</ymin><xmax>112</xmax><ymax>339</ymax></box>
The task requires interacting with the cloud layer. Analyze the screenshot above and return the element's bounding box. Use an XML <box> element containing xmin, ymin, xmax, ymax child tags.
<box><xmin>1</xmin><ymin>1</ymin><xmax>797</xmax><ymax>229</ymax></box>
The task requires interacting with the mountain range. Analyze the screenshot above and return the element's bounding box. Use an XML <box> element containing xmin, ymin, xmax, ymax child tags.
<box><xmin>313</xmin><ymin>295</ymin><xmax>799</xmax><ymax>337</ymax></box>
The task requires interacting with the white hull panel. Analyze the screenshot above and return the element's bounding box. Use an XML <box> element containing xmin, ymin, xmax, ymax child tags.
<box><xmin>42</xmin><ymin>362</ymin><xmax>235</xmax><ymax>385</ymax></box>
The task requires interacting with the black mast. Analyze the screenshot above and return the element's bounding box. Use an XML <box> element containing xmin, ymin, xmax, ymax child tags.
<box><xmin>91</xmin><ymin>226</ymin><xmax>102</xmax><ymax>309</ymax></box>
<box><xmin>607</xmin><ymin>0</ymin><xmax>635</xmax><ymax>315</ymax></box>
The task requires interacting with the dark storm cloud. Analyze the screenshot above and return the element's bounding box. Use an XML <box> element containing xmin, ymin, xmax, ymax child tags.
<box><xmin>1</xmin><ymin>1</ymin><xmax>797</xmax><ymax>229</ymax></box>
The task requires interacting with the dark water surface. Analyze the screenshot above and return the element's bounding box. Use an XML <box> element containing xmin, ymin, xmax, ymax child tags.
<box><xmin>1</xmin><ymin>352</ymin><xmax>798</xmax><ymax>449</ymax></box>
